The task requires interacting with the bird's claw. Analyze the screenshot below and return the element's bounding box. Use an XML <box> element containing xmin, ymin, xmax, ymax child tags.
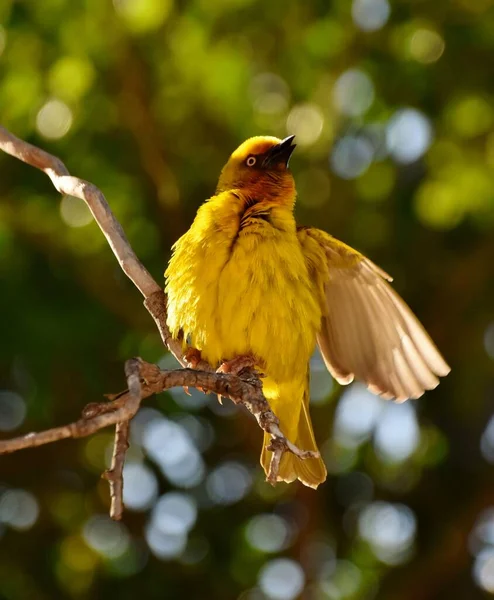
<box><xmin>215</xmin><ymin>354</ymin><xmax>258</xmax><ymax>405</ymax></box>
<box><xmin>182</xmin><ymin>348</ymin><xmax>203</xmax><ymax>394</ymax></box>
<box><xmin>216</xmin><ymin>354</ymin><xmax>257</xmax><ymax>375</ymax></box>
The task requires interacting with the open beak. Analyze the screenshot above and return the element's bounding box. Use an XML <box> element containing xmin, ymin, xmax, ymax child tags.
<box><xmin>263</xmin><ymin>135</ymin><xmax>296</xmax><ymax>168</ymax></box>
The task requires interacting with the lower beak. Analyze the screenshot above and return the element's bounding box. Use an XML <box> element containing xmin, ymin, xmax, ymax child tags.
<box><xmin>263</xmin><ymin>135</ymin><xmax>296</xmax><ymax>168</ymax></box>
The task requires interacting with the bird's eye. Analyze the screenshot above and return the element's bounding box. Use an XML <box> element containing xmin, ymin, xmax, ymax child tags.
<box><xmin>246</xmin><ymin>156</ymin><xmax>257</xmax><ymax>167</ymax></box>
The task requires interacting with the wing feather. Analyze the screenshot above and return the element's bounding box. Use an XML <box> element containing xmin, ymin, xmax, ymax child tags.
<box><xmin>298</xmin><ymin>227</ymin><xmax>450</xmax><ymax>401</ymax></box>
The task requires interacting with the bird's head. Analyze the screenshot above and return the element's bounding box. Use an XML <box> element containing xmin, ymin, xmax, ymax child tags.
<box><xmin>216</xmin><ymin>135</ymin><xmax>297</xmax><ymax>203</ymax></box>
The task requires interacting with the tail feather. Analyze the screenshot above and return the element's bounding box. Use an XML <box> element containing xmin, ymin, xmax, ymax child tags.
<box><xmin>260</xmin><ymin>380</ymin><xmax>327</xmax><ymax>489</ymax></box>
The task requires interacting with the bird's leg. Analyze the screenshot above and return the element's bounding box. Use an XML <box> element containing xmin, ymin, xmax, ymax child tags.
<box><xmin>184</xmin><ymin>347</ymin><xmax>202</xmax><ymax>369</ymax></box>
<box><xmin>183</xmin><ymin>347</ymin><xmax>203</xmax><ymax>395</ymax></box>
<box><xmin>215</xmin><ymin>354</ymin><xmax>258</xmax><ymax>404</ymax></box>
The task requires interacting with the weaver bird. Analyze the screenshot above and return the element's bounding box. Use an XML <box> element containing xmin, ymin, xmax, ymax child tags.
<box><xmin>165</xmin><ymin>135</ymin><xmax>450</xmax><ymax>488</ymax></box>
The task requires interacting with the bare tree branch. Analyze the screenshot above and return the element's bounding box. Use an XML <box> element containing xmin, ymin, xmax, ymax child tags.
<box><xmin>0</xmin><ymin>126</ymin><xmax>320</xmax><ymax>518</ymax></box>
<box><xmin>102</xmin><ymin>358</ymin><xmax>142</xmax><ymax>520</ymax></box>
<box><xmin>103</xmin><ymin>421</ymin><xmax>130</xmax><ymax>521</ymax></box>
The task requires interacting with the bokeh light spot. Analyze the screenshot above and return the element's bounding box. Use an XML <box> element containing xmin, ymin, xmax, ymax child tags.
<box><xmin>447</xmin><ymin>95</ymin><xmax>494</xmax><ymax>139</ymax></box>
<box><xmin>352</xmin><ymin>0</ymin><xmax>390</xmax><ymax>32</ymax></box>
<box><xmin>206</xmin><ymin>462</ymin><xmax>252</xmax><ymax>505</ymax></box>
<box><xmin>143</xmin><ymin>416</ymin><xmax>206</xmax><ymax>487</ymax></box>
<box><xmin>143</xmin><ymin>417</ymin><xmax>195</xmax><ymax>467</ymax></box>
<box><xmin>471</xmin><ymin>508</ymin><xmax>494</xmax><ymax>551</ymax></box>
<box><xmin>474</xmin><ymin>548</ymin><xmax>494</xmax><ymax>593</ymax></box>
<box><xmin>163</xmin><ymin>451</ymin><xmax>206</xmax><ymax>488</ymax></box>
<box><xmin>175</xmin><ymin>414</ymin><xmax>215</xmax><ymax>453</ymax></box>
<box><xmin>414</xmin><ymin>180</ymin><xmax>464</xmax><ymax>230</ymax></box>
<box><xmin>310</xmin><ymin>349</ymin><xmax>334</xmax><ymax>405</ymax></box>
<box><xmin>386</xmin><ymin>108</ymin><xmax>432</xmax><ymax>163</ymax></box>
<box><xmin>122</xmin><ymin>462</ymin><xmax>158</xmax><ymax>511</ymax></box>
<box><xmin>374</xmin><ymin>401</ymin><xmax>420</xmax><ymax>463</ymax></box>
<box><xmin>409</xmin><ymin>29</ymin><xmax>445</xmax><ymax>64</ymax></box>
<box><xmin>259</xmin><ymin>558</ymin><xmax>305</xmax><ymax>600</ymax></box>
<box><xmin>130</xmin><ymin>407</ymin><xmax>164</xmax><ymax>445</ymax></box>
<box><xmin>334</xmin><ymin>384</ymin><xmax>385</xmax><ymax>448</ymax></box>
<box><xmin>481</xmin><ymin>415</ymin><xmax>494</xmax><ymax>463</ymax></box>
<box><xmin>331</xmin><ymin>135</ymin><xmax>374</xmax><ymax>180</ymax></box>
<box><xmin>152</xmin><ymin>492</ymin><xmax>197</xmax><ymax>536</ymax></box>
<box><xmin>48</xmin><ymin>56</ymin><xmax>95</xmax><ymax>102</ymax></box>
<box><xmin>60</xmin><ymin>536</ymin><xmax>99</xmax><ymax>573</ymax></box>
<box><xmin>114</xmin><ymin>0</ymin><xmax>172</xmax><ymax>33</ymax></box>
<box><xmin>36</xmin><ymin>99</ymin><xmax>73</xmax><ymax>140</ymax></box>
<box><xmin>83</xmin><ymin>515</ymin><xmax>130</xmax><ymax>558</ymax></box>
<box><xmin>333</xmin><ymin>69</ymin><xmax>375</xmax><ymax>117</ymax></box>
<box><xmin>246</xmin><ymin>514</ymin><xmax>291</xmax><ymax>553</ymax></box>
<box><xmin>286</xmin><ymin>103</ymin><xmax>324</xmax><ymax>146</ymax></box>
<box><xmin>60</xmin><ymin>196</ymin><xmax>93</xmax><ymax>228</ymax></box>
<box><xmin>145</xmin><ymin>524</ymin><xmax>187</xmax><ymax>560</ymax></box>
<box><xmin>0</xmin><ymin>489</ymin><xmax>39</xmax><ymax>530</ymax></box>
<box><xmin>0</xmin><ymin>390</ymin><xmax>26</xmax><ymax>432</ymax></box>
<box><xmin>358</xmin><ymin>502</ymin><xmax>416</xmax><ymax>564</ymax></box>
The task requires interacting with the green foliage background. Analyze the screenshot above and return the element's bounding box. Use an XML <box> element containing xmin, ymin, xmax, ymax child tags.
<box><xmin>0</xmin><ymin>0</ymin><xmax>493</xmax><ymax>599</ymax></box>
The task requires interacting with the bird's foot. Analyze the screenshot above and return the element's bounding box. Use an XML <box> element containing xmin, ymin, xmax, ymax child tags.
<box><xmin>215</xmin><ymin>354</ymin><xmax>258</xmax><ymax>405</ymax></box>
<box><xmin>184</xmin><ymin>347</ymin><xmax>202</xmax><ymax>369</ymax></box>
<box><xmin>216</xmin><ymin>354</ymin><xmax>257</xmax><ymax>375</ymax></box>
<box><xmin>183</xmin><ymin>347</ymin><xmax>203</xmax><ymax>395</ymax></box>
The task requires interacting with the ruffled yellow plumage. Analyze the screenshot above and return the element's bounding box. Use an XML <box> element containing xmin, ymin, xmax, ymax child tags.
<box><xmin>165</xmin><ymin>135</ymin><xmax>450</xmax><ymax>489</ymax></box>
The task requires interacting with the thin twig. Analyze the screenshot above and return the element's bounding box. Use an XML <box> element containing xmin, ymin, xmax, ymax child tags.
<box><xmin>102</xmin><ymin>358</ymin><xmax>142</xmax><ymax>520</ymax></box>
<box><xmin>0</xmin><ymin>126</ymin><xmax>320</xmax><ymax>518</ymax></box>
<box><xmin>104</xmin><ymin>421</ymin><xmax>130</xmax><ymax>521</ymax></box>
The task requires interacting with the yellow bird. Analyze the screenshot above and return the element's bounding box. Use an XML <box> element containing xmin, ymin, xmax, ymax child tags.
<box><xmin>165</xmin><ymin>135</ymin><xmax>450</xmax><ymax>489</ymax></box>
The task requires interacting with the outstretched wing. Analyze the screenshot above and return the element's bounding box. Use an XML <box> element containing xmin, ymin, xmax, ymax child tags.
<box><xmin>297</xmin><ymin>227</ymin><xmax>450</xmax><ymax>402</ymax></box>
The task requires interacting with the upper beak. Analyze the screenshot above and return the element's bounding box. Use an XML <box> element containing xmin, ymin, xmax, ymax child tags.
<box><xmin>263</xmin><ymin>135</ymin><xmax>296</xmax><ymax>168</ymax></box>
